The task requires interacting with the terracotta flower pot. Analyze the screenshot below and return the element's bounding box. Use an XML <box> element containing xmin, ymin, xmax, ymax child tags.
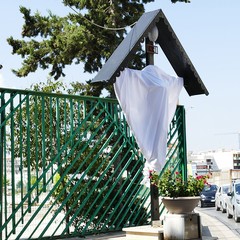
<box><xmin>161</xmin><ymin>196</ymin><xmax>200</xmax><ymax>214</ymax></box>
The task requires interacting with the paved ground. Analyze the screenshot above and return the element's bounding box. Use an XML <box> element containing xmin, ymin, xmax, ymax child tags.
<box><xmin>62</xmin><ymin>209</ymin><xmax>240</xmax><ymax>240</ymax></box>
<box><xmin>198</xmin><ymin>210</ymin><xmax>239</xmax><ymax>240</ymax></box>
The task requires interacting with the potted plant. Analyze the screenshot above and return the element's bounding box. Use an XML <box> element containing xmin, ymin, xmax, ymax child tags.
<box><xmin>150</xmin><ymin>168</ymin><xmax>209</xmax><ymax>214</ymax></box>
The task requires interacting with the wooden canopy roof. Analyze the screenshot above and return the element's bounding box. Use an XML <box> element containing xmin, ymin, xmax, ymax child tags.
<box><xmin>91</xmin><ymin>9</ymin><xmax>208</xmax><ymax>96</ymax></box>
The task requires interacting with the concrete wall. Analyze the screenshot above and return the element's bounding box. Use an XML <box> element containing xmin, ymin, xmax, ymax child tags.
<box><xmin>210</xmin><ymin>169</ymin><xmax>240</xmax><ymax>186</ymax></box>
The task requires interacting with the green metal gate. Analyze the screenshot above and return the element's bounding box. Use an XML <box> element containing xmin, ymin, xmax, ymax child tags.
<box><xmin>0</xmin><ymin>87</ymin><xmax>187</xmax><ymax>239</ymax></box>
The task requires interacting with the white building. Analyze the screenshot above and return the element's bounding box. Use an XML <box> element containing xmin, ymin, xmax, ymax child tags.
<box><xmin>188</xmin><ymin>149</ymin><xmax>240</xmax><ymax>175</ymax></box>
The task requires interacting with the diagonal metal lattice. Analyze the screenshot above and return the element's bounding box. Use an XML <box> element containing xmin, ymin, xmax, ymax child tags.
<box><xmin>0</xmin><ymin>87</ymin><xmax>186</xmax><ymax>239</ymax></box>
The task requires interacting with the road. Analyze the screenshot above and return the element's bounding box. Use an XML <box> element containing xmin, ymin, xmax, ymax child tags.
<box><xmin>196</xmin><ymin>206</ymin><xmax>240</xmax><ymax>237</ymax></box>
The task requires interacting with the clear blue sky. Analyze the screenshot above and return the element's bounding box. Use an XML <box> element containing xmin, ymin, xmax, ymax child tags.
<box><xmin>1</xmin><ymin>1</ymin><xmax>240</xmax><ymax>152</ymax></box>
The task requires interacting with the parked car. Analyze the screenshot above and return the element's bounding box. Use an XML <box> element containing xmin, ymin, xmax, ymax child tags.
<box><xmin>200</xmin><ymin>184</ymin><xmax>218</xmax><ymax>208</ymax></box>
<box><xmin>215</xmin><ymin>183</ymin><xmax>230</xmax><ymax>213</ymax></box>
<box><xmin>226</xmin><ymin>180</ymin><xmax>240</xmax><ymax>222</ymax></box>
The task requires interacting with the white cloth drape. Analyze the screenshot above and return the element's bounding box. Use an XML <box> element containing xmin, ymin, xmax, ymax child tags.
<box><xmin>114</xmin><ymin>65</ymin><xmax>183</xmax><ymax>183</ymax></box>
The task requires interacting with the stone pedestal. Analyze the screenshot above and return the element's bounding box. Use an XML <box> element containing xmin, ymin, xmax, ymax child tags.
<box><xmin>123</xmin><ymin>225</ymin><xmax>164</xmax><ymax>240</ymax></box>
<box><xmin>163</xmin><ymin>213</ymin><xmax>202</xmax><ymax>240</ymax></box>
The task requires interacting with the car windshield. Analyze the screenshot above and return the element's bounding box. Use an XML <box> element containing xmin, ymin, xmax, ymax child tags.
<box><xmin>222</xmin><ymin>185</ymin><xmax>229</xmax><ymax>194</ymax></box>
<box><xmin>235</xmin><ymin>183</ymin><xmax>240</xmax><ymax>195</ymax></box>
<box><xmin>202</xmin><ymin>184</ymin><xmax>217</xmax><ymax>192</ymax></box>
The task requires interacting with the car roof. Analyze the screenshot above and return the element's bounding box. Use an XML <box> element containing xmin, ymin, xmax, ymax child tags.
<box><xmin>220</xmin><ymin>184</ymin><xmax>230</xmax><ymax>187</ymax></box>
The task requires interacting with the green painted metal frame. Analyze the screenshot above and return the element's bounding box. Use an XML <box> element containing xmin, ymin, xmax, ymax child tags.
<box><xmin>0</xmin><ymin>87</ymin><xmax>187</xmax><ymax>239</ymax></box>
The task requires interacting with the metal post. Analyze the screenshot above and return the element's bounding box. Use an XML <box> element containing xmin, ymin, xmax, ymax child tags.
<box><xmin>0</xmin><ymin>94</ymin><xmax>5</xmax><ymax>239</ymax></box>
<box><xmin>178</xmin><ymin>106</ymin><xmax>187</xmax><ymax>182</ymax></box>
<box><xmin>150</xmin><ymin>174</ymin><xmax>160</xmax><ymax>224</ymax></box>
<box><xmin>145</xmin><ymin>37</ymin><xmax>154</xmax><ymax>65</ymax></box>
<box><xmin>145</xmin><ymin>37</ymin><xmax>160</xmax><ymax>225</ymax></box>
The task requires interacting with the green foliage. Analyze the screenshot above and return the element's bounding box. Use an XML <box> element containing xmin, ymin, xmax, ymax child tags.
<box><xmin>31</xmin><ymin>175</ymin><xmax>43</xmax><ymax>190</ymax></box>
<box><xmin>7</xmin><ymin>0</ymin><xmax>189</xmax><ymax>81</ymax></box>
<box><xmin>7</xmin><ymin>1</ymin><xmax>148</xmax><ymax>80</ymax></box>
<box><xmin>3</xmin><ymin>175</ymin><xmax>10</xmax><ymax>186</ymax></box>
<box><xmin>10</xmin><ymin>78</ymin><xmax>107</xmax><ymax>169</ymax></box>
<box><xmin>59</xmin><ymin>177</ymin><xmax>148</xmax><ymax>231</ymax></box>
<box><xmin>151</xmin><ymin>169</ymin><xmax>209</xmax><ymax>197</ymax></box>
<box><xmin>10</xmin><ymin>80</ymin><xmax>148</xmax><ymax>232</ymax></box>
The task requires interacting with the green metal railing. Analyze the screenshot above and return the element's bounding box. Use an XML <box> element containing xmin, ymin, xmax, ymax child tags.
<box><xmin>0</xmin><ymin>87</ymin><xmax>186</xmax><ymax>239</ymax></box>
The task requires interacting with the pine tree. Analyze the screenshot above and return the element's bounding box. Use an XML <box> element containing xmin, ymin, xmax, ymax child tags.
<box><xmin>7</xmin><ymin>0</ymin><xmax>190</xmax><ymax>81</ymax></box>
